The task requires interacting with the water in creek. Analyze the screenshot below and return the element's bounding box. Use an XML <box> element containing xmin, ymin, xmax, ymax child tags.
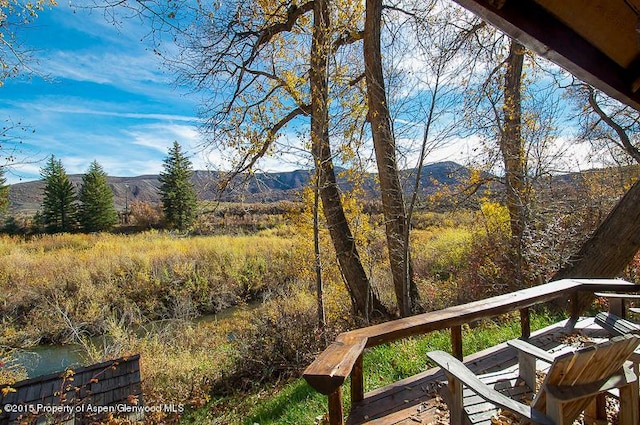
<box><xmin>10</xmin><ymin>304</ymin><xmax>251</xmax><ymax>378</ymax></box>
<box><xmin>10</xmin><ymin>344</ymin><xmax>87</xmax><ymax>378</ymax></box>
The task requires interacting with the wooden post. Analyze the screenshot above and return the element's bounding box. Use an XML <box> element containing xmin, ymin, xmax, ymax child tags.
<box><xmin>520</xmin><ymin>307</ymin><xmax>530</xmax><ymax>339</ymax></box>
<box><xmin>444</xmin><ymin>370</ymin><xmax>464</xmax><ymax>425</ymax></box>
<box><xmin>451</xmin><ymin>325</ymin><xmax>463</xmax><ymax>360</ymax></box>
<box><xmin>568</xmin><ymin>291</ymin><xmax>580</xmax><ymax>330</ymax></box>
<box><xmin>618</xmin><ymin>379</ymin><xmax>639</xmax><ymax>425</ymax></box>
<box><xmin>328</xmin><ymin>389</ymin><xmax>344</xmax><ymax>425</ymax></box>
<box><xmin>351</xmin><ymin>354</ymin><xmax>364</xmax><ymax>403</ymax></box>
<box><xmin>609</xmin><ymin>297</ymin><xmax>625</xmax><ymax>319</ymax></box>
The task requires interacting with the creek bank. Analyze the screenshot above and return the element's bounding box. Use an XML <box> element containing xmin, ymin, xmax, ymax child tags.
<box><xmin>10</xmin><ymin>302</ymin><xmax>257</xmax><ymax>378</ymax></box>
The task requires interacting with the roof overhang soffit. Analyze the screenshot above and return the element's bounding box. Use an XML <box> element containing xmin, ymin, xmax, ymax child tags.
<box><xmin>452</xmin><ymin>0</ymin><xmax>640</xmax><ymax>111</ymax></box>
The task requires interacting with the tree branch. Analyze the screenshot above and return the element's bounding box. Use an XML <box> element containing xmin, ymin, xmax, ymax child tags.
<box><xmin>223</xmin><ymin>106</ymin><xmax>310</xmax><ymax>189</ymax></box>
<box><xmin>237</xmin><ymin>1</ymin><xmax>315</xmax><ymax>48</ymax></box>
<box><xmin>333</xmin><ymin>30</ymin><xmax>364</xmax><ymax>49</ymax></box>
<box><xmin>587</xmin><ymin>86</ymin><xmax>640</xmax><ymax>164</ymax></box>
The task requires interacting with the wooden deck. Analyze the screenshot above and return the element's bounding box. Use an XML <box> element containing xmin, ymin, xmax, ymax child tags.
<box><xmin>304</xmin><ymin>280</ymin><xmax>640</xmax><ymax>425</ymax></box>
<box><xmin>346</xmin><ymin>316</ymin><xmax>610</xmax><ymax>425</ymax></box>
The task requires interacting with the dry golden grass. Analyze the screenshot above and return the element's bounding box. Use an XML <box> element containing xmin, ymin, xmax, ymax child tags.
<box><xmin>0</xmin><ymin>231</ymin><xmax>297</xmax><ymax>347</ymax></box>
<box><xmin>0</xmin><ymin>209</ymin><xmax>505</xmax><ymax>422</ymax></box>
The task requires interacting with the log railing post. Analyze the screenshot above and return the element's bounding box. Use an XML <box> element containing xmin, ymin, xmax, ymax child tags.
<box><xmin>328</xmin><ymin>389</ymin><xmax>344</xmax><ymax>425</ymax></box>
<box><xmin>451</xmin><ymin>325</ymin><xmax>463</xmax><ymax>360</ymax></box>
<box><xmin>520</xmin><ymin>307</ymin><xmax>530</xmax><ymax>339</ymax></box>
<box><xmin>568</xmin><ymin>291</ymin><xmax>580</xmax><ymax>329</ymax></box>
<box><xmin>351</xmin><ymin>353</ymin><xmax>364</xmax><ymax>403</ymax></box>
<box><xmin>609</xmin><ymin>297</ymin><xmax>625</xmax><ymax>319</ymax></box>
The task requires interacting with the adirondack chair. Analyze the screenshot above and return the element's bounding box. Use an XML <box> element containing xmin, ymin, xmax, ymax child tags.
<box><xmin>427</xmin><ymin>334</ymin><xmax>640</xmax><ymax>425</ymax></box>
<box><xmin>595</xmin><ymin>311</ymin><xmax>640</xmax><ymax>336</ymax></box>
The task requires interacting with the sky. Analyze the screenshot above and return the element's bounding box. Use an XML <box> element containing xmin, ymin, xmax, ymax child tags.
<box><xmin>0</xmin><ymin>2</ymin><xmax>220</xmax><ymax>184</ymax></box>
<box><xmin>1</xmin><ymin>1</ymin><xmax>493</xmax><ymax>185</ymax></box>
<box><xmin>1</xmin><ymin>1</ymin><xmax>600</xmax><ymax>185</ymax></box>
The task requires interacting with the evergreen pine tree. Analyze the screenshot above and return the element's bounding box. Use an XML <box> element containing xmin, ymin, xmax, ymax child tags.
<box><xmin>79</xmin><ymin>161</ymin><xmax>118</xmax><ymax>232</ymax></box>
<box><xmin>159</xmin><ymin>141</ymin><xmax>197</xmax><ymax>231</ymax></box>
<box><xmin>40</xmin><ymin>155</ymin><xmax>77</xmax><ymax>233</ymax></box>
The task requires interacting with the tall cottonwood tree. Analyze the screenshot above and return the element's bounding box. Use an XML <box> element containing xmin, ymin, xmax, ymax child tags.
<box><xmin>311</xmin><ymin>0</ymin><xmax>380</xmax><ymax>318</ymax></box>
<box><xmin>461</xmin><ymin>31</ymin><xmax>640</xmax><ymax>297</ymax></box>
<box><xmin>97</xmin><ymin>0</ymin><xmax>388</xmax><ymax>318</ymax></box>
<box><xmin>41</xmin><ymin>155</ymin><xmax>77</xmax><ymax>233</ymax></box>
<box><xmin>78</xmin><ymin>161</ymin><xmax>118</xmax><ymax>232</ymax></box>
<box><xmin>361</xmin><ymin>0</ymin><xmax>484</xmax><ymax>315</ymax></box>
<box><xmin>499</xmin><ymin>39</ymin><xmax>527</xmax><ymax>286</ymax></box>
<box><xmin>460</xmin><ymin>29</ymin><xmax>562</xmax><ymax>290</ymax></box>
<box><xmin>364</xmin><ymin>0</ymin><xmax>419</xmax><ymax>316</ymax></box>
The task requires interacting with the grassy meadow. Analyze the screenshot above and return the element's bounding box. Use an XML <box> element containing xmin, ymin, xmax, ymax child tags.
<box><xmin>0</xmin><ymin>205</ymin><xmax>571</xmax><ymax>423</ymax></box>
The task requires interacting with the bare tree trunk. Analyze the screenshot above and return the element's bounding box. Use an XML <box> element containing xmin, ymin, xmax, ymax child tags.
<box><xmin>311</xmin><ymin>0</ymin><xmax>385</xmax><ymax>320</ymax></box>
<box><xmin>314</xmin><ymin>167</ymin><xmax>325</xmax><ymax>330</ymax></box>
<box><xmin>364</xmin><ymin>0</ymin><xmax>420</xmax><ymax>317</ymax></box>
<box><xmin>501</xmin><ymin>39</ymin><xmax>527</xmax><ymax>289</ymax></box>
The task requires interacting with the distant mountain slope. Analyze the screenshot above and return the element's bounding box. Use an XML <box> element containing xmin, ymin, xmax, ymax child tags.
<box><xmin>8</xmin><ymin>161</ymin><xmax>479</xmax><ymax>214</ymax></box>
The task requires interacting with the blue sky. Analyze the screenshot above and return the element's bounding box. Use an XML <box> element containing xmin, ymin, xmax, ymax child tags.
<box><xmin>2</xmin><ymin>2</ymin><xmax>599</xmax><ymax>185</ymax></box>
<box><xmin>1</xmin><ymin>1</ymin><xmax>486</xmax><ymax>185</ymax></box>
<box><xmin>1</xmin><ymin>2</ymin><xmax>209</xmax><ymax>184</ymax></box>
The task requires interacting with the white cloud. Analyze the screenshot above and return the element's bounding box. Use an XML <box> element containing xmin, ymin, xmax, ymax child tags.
<box><xmin>31</xmin><ymin>104</ymin><xmax>197</xmax><ymax>123</ymax></box>
<box><xmin>93</xmin><ymin>157</ymin><xmax>164</xmax><ymax>177</ymax></box>
<box><xmin>42</xmin><ymin>50</ymin><xmax>172</xmax><ymax>94</ymax></box>
<box><xmin>126</xmin><ymin>123</ymin><xmax>200</xmax><ymax>153</ymax></box>
<box><xmin>5</xmin><ymin>163</ymin><xmax>43</xmax><ymax>184</ymax></box>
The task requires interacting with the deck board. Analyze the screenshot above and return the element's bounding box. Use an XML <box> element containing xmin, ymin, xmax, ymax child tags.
<box><xmin>346</xmin><ymin>317</ymin><xmax>610</xmax><ymax>425</ymax></box>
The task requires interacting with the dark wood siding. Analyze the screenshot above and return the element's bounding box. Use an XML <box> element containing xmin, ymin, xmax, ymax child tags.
<box><xmin>0</xmin><ymin>355</ymin><xmax>142</xmax><ymax>424</ymax></box>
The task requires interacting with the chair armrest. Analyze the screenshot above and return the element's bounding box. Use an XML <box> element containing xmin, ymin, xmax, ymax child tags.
<box><xmin>506</xmin><ymin>339</ymin><xmax>555</xmax><ymax>391</ymax></box>
<box><xmin>594</xmin><ymin>292</ymin><xmax>640</xmax><ymax>300</ymax></box>
<box><xmin>427</xmin><ymin>350</ymin><xmax>555</xmax><ymax>425</ymax></box>
<box><xmin>507</xmin><ymin>338</ymin><xmax>555</xmax><ymax>363</ymax></box>
<box><xmin>595</xmin><ymin>292</ymin><xmax>640</xmax><ymax>318</ymax></box>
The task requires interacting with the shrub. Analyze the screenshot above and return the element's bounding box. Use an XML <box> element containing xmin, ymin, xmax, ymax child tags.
<box><xmin>210</xmin><ymin>290</ymin><xmax>334</xmax><ymax>395</ymax></box>
<box><xmin>129</xmin><ymin>201</ymin><xmax>164</xmax><ymax>229</ymax></box>
<box><xmin>0</xmin><ymin>350</ymin><xmax>27</xmax><ymax>385</ymax></box>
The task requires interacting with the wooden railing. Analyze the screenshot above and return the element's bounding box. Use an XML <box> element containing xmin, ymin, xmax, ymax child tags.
<box><xmin>302</xmin><ymin>278</ymin><xmax>640</xmax><ymax>425</ymax></box>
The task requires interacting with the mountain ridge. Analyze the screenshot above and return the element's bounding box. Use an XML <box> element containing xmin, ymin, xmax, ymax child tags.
<box><xmin>7</xmin><ymin>161</ymin><xmax>479</xmax><ymax>214</ymax></box>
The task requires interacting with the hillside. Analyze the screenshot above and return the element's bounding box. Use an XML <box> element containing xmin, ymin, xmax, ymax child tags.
<box><xmin>7</xmin><ymin>161</ymin><xmax>479</xmax><ymax>214</ymax></box>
